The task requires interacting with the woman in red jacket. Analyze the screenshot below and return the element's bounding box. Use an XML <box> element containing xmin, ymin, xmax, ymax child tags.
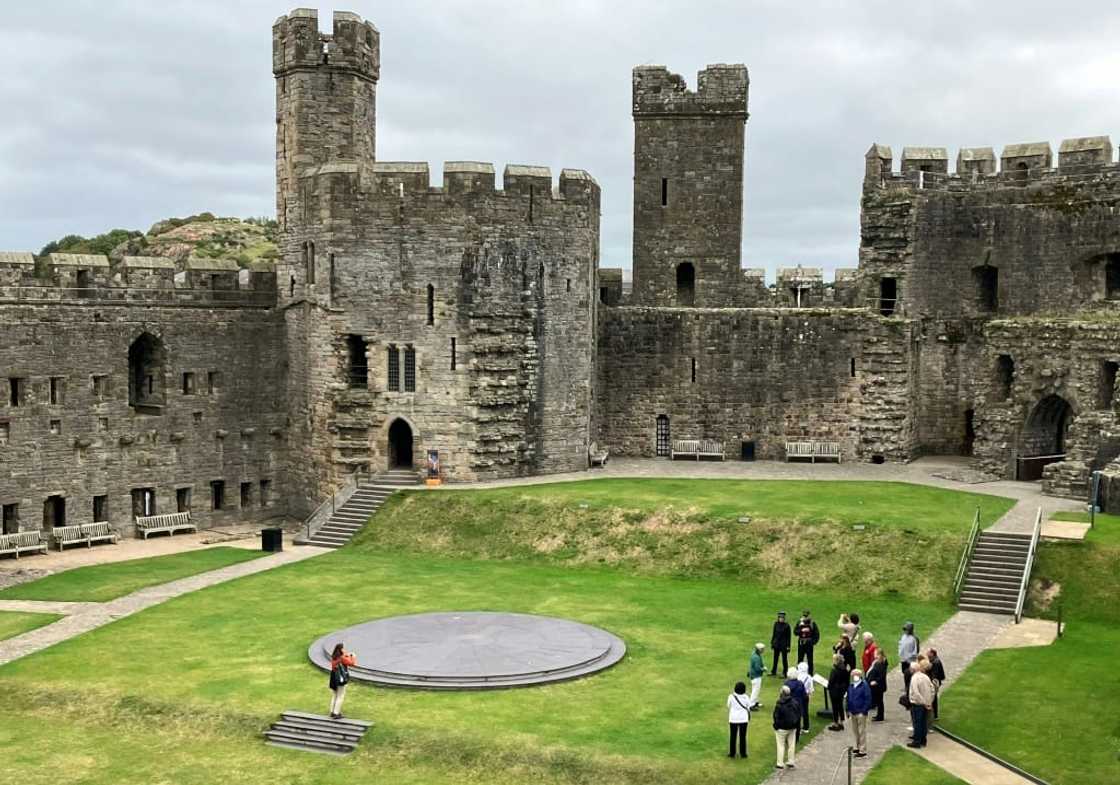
<box><xmin>328</xmin><ymin>642</ymin><xmax>357</xmax><ymax>719</ymax></box>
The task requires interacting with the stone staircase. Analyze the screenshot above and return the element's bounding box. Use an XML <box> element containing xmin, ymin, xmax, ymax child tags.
<box><xmin>264</xmin><ymin>710</ymin><xmax>372</xmax><ymax>755</ymax></box>
<box><xmin>958</xmin><ymin>531</ymin><xmax>1033</xmax><ymax>615</ymax></box>
<box><xmin>300</xmin><ymin>469</ymin><xmax>419</xmax><ymax>549</ymax></box>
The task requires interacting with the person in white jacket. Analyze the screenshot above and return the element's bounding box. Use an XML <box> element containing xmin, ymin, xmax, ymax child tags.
<box><xmin>727</xmin><ymin>681</ymin><xmax>751</xmax><ymax>758</ymax></box>
<box><xmin>796</xmin><ymin>661</ymin><xmax>815</xmax><ymax>732</ymax></box>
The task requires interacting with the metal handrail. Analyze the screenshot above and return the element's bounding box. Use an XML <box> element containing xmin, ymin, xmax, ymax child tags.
<box><xmin>302</xmin><ymin>470</ymin><xmax>367</xmax><ymax>540</ymax></box>
<box><xmin>1014</xmin><ymin>507</ymin><xmax>1043</xmax><ymax>624</ymax></box>
<box><xmin>953</xmin><ymin>507</ymin><xmax>981</xmax><ymax>601</ymax></box>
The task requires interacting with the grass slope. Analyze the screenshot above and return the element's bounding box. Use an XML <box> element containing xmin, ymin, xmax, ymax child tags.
<box><xmin>0</xmin><ymin>610</ymin><xmax>61</xmax><ymax>641</ymax></box>
<box><xmin>863</xmin><ymin>747</ymin><xmax>968</xmax><ymax>785</ymax></box>
<box><xmin>0</xmin><ymin>547</ymin><xmax>265</xmax><ymax>603</ymax></box>
<box><xmin>358</xmin><ymin>480</ymin><xmax>1014</xmax><ymax>601</ymax></box>
<box><xmin>0</xmin><ymin>550</ymin><xmax>953</xmax><ymax>785</ymax></box>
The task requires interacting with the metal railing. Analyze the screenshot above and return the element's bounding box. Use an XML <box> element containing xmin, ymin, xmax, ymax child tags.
<box><xmin>1014</xmin><ymin>507</ymin><xmax>1043</xmax><ymax>624</ymax></box>
<box><xmin>953</xmin><ymin>507</ymin><xmax>981</xmax><ymax>601</ymax></box>
<box><xmin>302</xmin><ymin>469</ymin><xmax>368</xmax><ymax>541</ymax></box>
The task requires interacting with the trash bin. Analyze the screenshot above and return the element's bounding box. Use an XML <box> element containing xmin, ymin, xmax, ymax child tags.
<box><xmin>261</xmin><ymin>528</ymin><xmax>283</xmax><ymax>552</ymax></box>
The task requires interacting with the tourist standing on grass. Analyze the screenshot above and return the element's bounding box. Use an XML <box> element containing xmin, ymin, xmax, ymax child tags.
<box><xmin>749</xmin><ymin>643</ymin><xmax>766</xmax><ymax>708</ymax></box>
<box><xmin>899</xmin><ymin>621</ymin><xmax>920</xmax><ymax>694</ymax></box>
<box><xmin>826</xmin><ymin>653</ymin><xmax>848</xmax><ymax>731</ymax></box>
<box><xmin>833</xmin><ymin>633</ymin><xmax>856</xmax><ymax>673</ymax></box>
<box><xmin>770</xmin><ymin>611</ymin><xmax>791</xmax><ymax>677</ymax></box>
<box><xmin>794</xmin><ymin>610</ymin><xmax>820</xmax><ymax>675</ymax></box>
<box><xmin>926</xmin><ymin>648</ymin><xmax>946</xmax><ymax>720</ymax></box>
<box><xmin>837</xmin><ymin>612</ymin><xmax>860</xmax><ymax>642</ymax></box>
<box><xmin>846</xmin><ymin>669</ymin><xmax>872</xmax><ymax>757</ymax></box>
<box><xmin>784</xmin><ymin>667</ymin><xmax>807</xmax><ymax>741</ymax></box>
<box><xmin>907</xmin><ymin>658</ymin><xmax>935</xmax><ymax>748</ymax></box>
<box><xmin>861</xmin><ymin>631</ymin><xmax>878</xmax><ymax>673</ymax></box>
<box><xmin>773</xmin><ymin>685</ymin><xmax>801</xmax><ymax>770</ymax></box>
<box><xmin>866</xmin><ymin>646</ymin><xmax>889</xmax><ymax>722</ymax></box>
<box><xmin>727</xmin><ymin>681</ymin><xmax>751</xmax><ymax>758</ymax></box>
<box><xmin>328</xmin><ymin>643</ymin><xmax>356</xmax><ymax>719</ymax></box>
<box><xmin>795</xmin><ymin>662</ymin><xmax>814</xmax><ymax>733</ymax></box>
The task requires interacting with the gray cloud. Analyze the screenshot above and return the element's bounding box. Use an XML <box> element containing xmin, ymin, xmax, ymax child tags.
<box><xmin>3</xmin><ymin>1</ymin><xmax>1120</xmax><ymax>280</ymax></box>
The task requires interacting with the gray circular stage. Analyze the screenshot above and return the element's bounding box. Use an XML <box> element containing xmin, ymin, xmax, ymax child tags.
<box><xmin>308</xmin><ymin>611</ymin><xmax>626</xmax><ymax>690</ymax></box>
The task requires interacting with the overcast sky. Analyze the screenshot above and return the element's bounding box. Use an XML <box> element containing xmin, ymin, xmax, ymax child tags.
<box><xmin>4</xmin><ymin>1</ymin><xmax>1120</xmax><ymax>280</ymax></box>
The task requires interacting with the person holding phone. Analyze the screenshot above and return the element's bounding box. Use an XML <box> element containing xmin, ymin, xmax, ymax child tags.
<box><xmin>328</xmin><ymin>642</ymin><xmax>357</xmax><ymax>719</ymax></box>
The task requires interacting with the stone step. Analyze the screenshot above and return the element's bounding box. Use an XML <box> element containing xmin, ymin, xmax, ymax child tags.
<box><xmin>271</xmin><ymin>721</ymin><xmax>363</xmax><ymax>743</ymax></box>
<box><xmin>972</xmin><ymin>544</ymin><xmax>1030</xmax><ymax>554</ymax></box>
<box><xmin>958</xmin><ymin>602</ymin><xmax>1016</xmax><ymax>615</ymax></box>
<box><xmin>306</xmin><ymin>537</ymin><xmax>348</xmax><ymax>548</ymax></box>
<box><xmin>969</xmin><ymin>556</ymin><xmax>1028</xmax><ymax>568</ymax></box>
<box><xmin>264</xmin><ymin>730</ymin><xmax>356</xmax><ymax>755</ymax></box>
<box><xmin>959</xmin><ymin>591</ymin><xmax>1019</xmax><ymax>605</ymax></box>
<box><xmin>330</xmin><ymin>513</ymin><xmax>372</xmax><ymax>523</ymax></box>
<box><xmin>281</xmin><ymin>710</ymin><xmax>372</xmax><ymax>730</ymax></box>
<box><xmin>265</xmin><ymin>738</ymin><xmax>351</xmax><ymax>756</ymax></box>
<box><xmin>963</xmin><ymin>576</ymin><xmax>1022</xmax><ymax>589</ymax></box>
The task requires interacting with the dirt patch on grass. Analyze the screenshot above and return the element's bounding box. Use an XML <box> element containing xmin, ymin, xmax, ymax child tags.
<box><xmin>1029</xmin><ymin>577</ymin><xmax>1061</xmax><ymax>612</ymax></box>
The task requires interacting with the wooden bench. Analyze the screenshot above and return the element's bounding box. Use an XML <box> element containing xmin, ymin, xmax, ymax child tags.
<box><xmin>671</xmin><ymin>439</ymin><xmax>725</xmax><ymax>461</ymax></box>
<box><xmin>588</xmin><ymin>442</ymin><xmax>609</xmax><ymax>468</ymax></box>
<box><xmin>52</xmin><ymin>522</ymin><xmax>120</xmax><ymax>551</ymax></box>
<box><xmin>785</xmin><ymin>441</ymin><xmax>842</xmax><ymax>463</ymax></box>
<box><xmin>135</xmin><ymin>512</ymin><xmax>196</xmax><ymax>539</ymax></box>
<box><xmin>0</xmin><ymin>530</ymin><xmax>47</xmax><ymax>559</ymax></box>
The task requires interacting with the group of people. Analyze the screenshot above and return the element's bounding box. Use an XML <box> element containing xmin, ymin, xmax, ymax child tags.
<box><xmin>726</xmin><ymin>610</ymin><xmax>947</xmax><ymax>769</ymax></box>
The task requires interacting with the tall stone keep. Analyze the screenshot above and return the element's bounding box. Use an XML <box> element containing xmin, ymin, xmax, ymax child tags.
<box><xmin>273</xmin><ymin>9</ymin><xmax>380</xmax><ymax>228</ymax></box>
<box><xmin>631</xmin><ymin>65</ymin><xmax>749</xmax><ymax>307</ymax></box>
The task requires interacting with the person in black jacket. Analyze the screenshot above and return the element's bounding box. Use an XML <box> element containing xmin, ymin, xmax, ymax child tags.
<box><xmin>826</xmin><ymin>653</ymin><xmax>849</xmax><ymax>731</ymax></box>
<box><xmin>773</xmin><ymin>685</ymin><xmax>801</xmax><ymax>770</ymax></box>
<box><xmin>833</xmin><ymin>634</ymin><xmax>856</xmax><ymax>673</ymax></box>
<box><xmin>926</xmin><ymin>648</ymin><xmax>946</xmax><ymax>720</ymax></box>
<box><xmin>794</xmin><ymin>609</ymin><xmax>820</xmax><ymax>675</ymax></box>
<box><xmin>770</xmin><ymin>611</ymin><xmax>791</xmax><ymax>677</ymax></box>
<box><xmin>865</xmin><ymin>647</ymin><xmax>888</xmax><ymax>721</ymax></box>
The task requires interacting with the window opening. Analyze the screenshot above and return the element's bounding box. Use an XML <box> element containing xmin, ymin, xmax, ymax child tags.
<box><xmin>9</xmin><ymin>378</ymin><xmax>23</xmax><ymax>407</ymax></box>
<box><xmin>210</xmin><ymin>481</ymin><xmax>225</xmax><ymax>511</ymax></box>
<box><xmin>426</xmin><ymin>284</ymin><xmax>435</xmax><ymax>325</ymax></box>
<box><xmin>973</xmin><ymin>265</ymin><xmax>998</xmax><ymax>312</ymax></box>
<box><xmin>1</xmin><ymin>503</ymin><xmax>17</xmax><ymax>535</ymax></box>
<box><xmin>43</xmin><ymin>495</ymin><xmax>66</xmax><ymax>529</ymax></box>
<box><xmin>566</xmin><ymin>278</ymin><xmax>571</xmax><ymax>293</ymax></box>
<box><xmin>450</xmin><ymin>337</ymin><xmax>457</xmax><ymax>371</ymax></box>
<box><xmin>289</xmin><ymin>275</ymin><xmax>295</xmax><ymax>297</ymax></box>
<box><xmin>599</xmin><ymin>287</ymin><xmax>608</xmax><ymax>304</ymax></box>
<box><xmin>346</xmin><ymin>335</ymin><xmax>368</xmax><ymax>388</ymax></box>
<box><xmin>878</xmin><ymin>277</ymin><xmax>897</xmax><ymax>316</ymax></box>
<box><xmin>655</xmin><ymin>415</ymin><xmax>671</xmax><ymax>457</ymax></box>
<box><xmin>676</xmin><ymin>262</ymin><xmax>695</xmax><ymax>306</ymax></box>
<box><xmin>49</xmin><ymin>419</ymin><xmax>61</xmax><ymax>435</ymax></box>
<box><xmin>1106</xmin><ymin>256</ymin><xmax>1120</xmax><ymax>300</ymax></box>
<box><xmin>387</xmin><ymin>346</ymin><xmax>400</xmax><ymax>391</ymax></box>
<box><xmin>996</xmin><ymin>355</ymin><xmax>1014</xmax><ymax>401</ymax></box>
<box><xmin>259</xmin><ymin>480</ymin><xmax>271</xmax><ymax>507</ymax></box>
<box><xmin>182</xmin><ymin>372</ymin><xmax>195</xmax><ymax>395</ymax></box>
<box><xmin>93</xmin><ymin>495</ymin><xmax>108</xmax><ymax>523</ymax></box>
<box><xmin>306</xmin><ymin>241</ymin><xmax>316</xmax><ymax>284</ymax></box>
<box><xmin>850</xmin><ymin>358</ymin><xmax>856</xmax><ymax>378</ymax></box>
<box><xmin>528</xmin><ymin>186</ymin><xmax>534</xmax><ymax>224</ymax></box>
<box><xmin>404</xmin><ymin>346</ymin><xmax>416</xmax><ymax>392</ymax></box>
<box><xmin>176</xmin><ymin>487</ymin><xmax>192</xmax><ymax>513</ymax></box>
<box><xmin>207</xmin><ymin>371</ymin><xmax>219</xmax><ymax>395</ymax></box>
<box><xmin>0</xmin><ymin>422</ymin><xmax>8</xmax><ymax>444</ymax></box>
<box><xmin>76</xmin><ymin>268</ymin><xmax>91</xmax><ymax>296</ymax></box>
<box><xmin>1100</xmin><ymin>361</ymin><xmax>1118</xmax><ymax>410</ymax></box>
<box><xmin>964</xmin><ymin>409</ymin><xmax>976</xmax><ymax>456</ymax></box>
<box><xmin>92</xmin><ymin>375</ymin><xmax>107</xmax><ymax>399</ymax></box>
<box><xmin>661</xmin><ymin>177</ymin><xmax>668</xmax><ymax>206</ymax></box>
<box><xmin>131</xmin><ymin>488</ymin><xmax>156</xmax><ymax>517</ymax></box>
<box><xmin>690</xmin><ymin>357</ymin><xmax>696</xmax><ymax>383</ymax></box>
<box><xmin>329</xmin><ymin>254</ymin><xmax>336</xmax><ymax>303</ymax></box>
<box><xmin>128</xmin><ymin>333</ymin><xmax>165</xmax><ymax>412</ymax></box>
<box><xmin>98</xmin><ymin>417</ymin><xmax>108</xmax><ymax>431</ymax></box>
<box><xmin>49</xmin><ymin>377</ymin><xmax>63</xmax><ymax>405</ymax></box>
<box><xmin>240</xmin><ymin>481</ymin><xmax>252</xmax><ymax>509</ymax></box>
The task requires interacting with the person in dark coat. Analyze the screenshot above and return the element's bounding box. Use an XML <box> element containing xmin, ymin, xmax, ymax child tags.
<box><xmin>794</xmin><ymin>609</ymin><xmax>820</xmax><ymax>675</ymax></box>
<box><xmin>865</xmin><ymin>646</ymin><xmax>889</xmax><ymax>721</ymax></box>
<box><xmin>826</xmin><ymin>653</ymin><xmax>849</xmax><ymax>731</ymax></box>
<box><xmin>783</xmin><ymin>667</ymin><xmax>807</xmax><ymax>742</ymax></box>
<box><xmin>773</xmin><ymin>686</ymin><xmax>801</xmax><ymax>770</ymax></box>
<box><xmin>770</xmin><ymin>611</ymin><xmax>792</xmax><ymax>677</ymax></box>
<box><xmin>926</xmin><ymin>648</ymin><xmax>946</xmax><ymax>720</ymax></box>
<box><xmin>833</xmin><ymin>634</ymin><xmax>856</xmax><ymax>673</ymax></box>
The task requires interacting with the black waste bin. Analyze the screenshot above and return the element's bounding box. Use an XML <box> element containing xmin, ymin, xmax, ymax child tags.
<box><xmin>261</xmin><ymin>527</ymin><xmax>283</xmax><ymax>552</ymax></box>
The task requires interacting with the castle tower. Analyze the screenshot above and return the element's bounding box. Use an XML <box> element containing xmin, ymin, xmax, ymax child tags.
<box><xmin>273</xmin><ymin>9</ymin><xmax>379</xmax><ymax>228</ymax></box>
<box><xmin>631</xmin><ymin>65</ymin><xmax>749</xmax><ymax>307</ymax></box>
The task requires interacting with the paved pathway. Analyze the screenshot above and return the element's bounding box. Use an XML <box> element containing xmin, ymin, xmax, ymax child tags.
<box><xmin>758</xmin><ymin>611</ymin><xmax>1011</xmax><ymax>785</ymax></box>
<box><xmin>0</xmin><ymin>545</ymin><xmax>327</xmax><ymax>667</ymax></box>
<box><xmin>914</xmin><ymin>735</ymin><xmax>1035</xmax><ymax>784</ymax></box>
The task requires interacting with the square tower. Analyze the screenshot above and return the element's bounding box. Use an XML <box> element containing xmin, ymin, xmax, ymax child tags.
<box><xmin>631</xmin><ymin>65</ymin><xmax>749</xmax><ymax>307</ymax></box>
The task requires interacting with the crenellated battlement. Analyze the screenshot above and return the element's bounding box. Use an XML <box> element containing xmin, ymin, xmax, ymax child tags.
<box><xmin>865</xmin><ymin>136</ymin><xmax>1120</xmax><ymax>191</ymax></box>
<box><xmin>632</xmin><ymin>64</ymin><xmax>748</xmax><ymax>118</ymax></box>
<box><xmin>272</xmin><ymin>8</ymin><xmax>379</xmax><ymax>82</ymax></box>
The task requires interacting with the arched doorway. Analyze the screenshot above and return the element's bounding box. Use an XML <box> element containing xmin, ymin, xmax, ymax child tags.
<box><xmin>388</xmin><ymin>419</ymin><xmax>413</xmax><ymax>468</ymax></box>
<box><xmin>1017</xmin><ymin>395</ymin><xmax>1073</xmax><ymax>480</ymax></box>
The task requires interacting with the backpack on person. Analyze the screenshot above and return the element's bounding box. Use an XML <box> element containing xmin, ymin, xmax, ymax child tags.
<box><xmin>329</xmin><ymin>661</ymin><xmax>350</xmax><ymax>690</ymax></box>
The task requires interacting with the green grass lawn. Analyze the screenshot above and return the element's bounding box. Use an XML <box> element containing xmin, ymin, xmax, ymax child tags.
<box><xmin>361</xmin><ymin>480</ymin><xmax>1013</xmax><ymax>602</ymax></box>
<box><xmin>863</xmin><ymin>746</ymin><xmax>967</xmax><ymax>785</ymax></box>
<box><xmin>0</xmin><ymin>547</ymin><xmax>266</xmax><ymax>602</ymax></box>
<box><xmin>0</xmin><ymin>610</ymin><xmax>61</xmax><ymax>641</ymax></box>
<box><xmin>1051</xmin><ymin>510</ymin><xmax>1120</xmax><ymax>546</ymax></box>
<box><xmin>941</xmin><ymin>532</ymin><xmax>1120</xmax><ymax>784</ymax></box>
<box><xmin>0</xmin><ymin>479</ymin><xmax>1014</xmax><ymax>785</ymax></box>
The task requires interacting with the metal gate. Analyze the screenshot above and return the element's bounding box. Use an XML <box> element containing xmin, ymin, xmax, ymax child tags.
<box><xmin>656</xmin><ymin>415</ymin><xmax>670</xmax><ymax>457</ymax></box>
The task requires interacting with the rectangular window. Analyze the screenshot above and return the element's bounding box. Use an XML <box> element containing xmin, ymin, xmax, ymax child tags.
<box><xmin>182</xmin><ymin>372</ymin><xmax>195</xmax><ymax>395</ymax></box>
<box><xmin>661</xmin><ymin>177</ymin><xmax>668</xmax><ymax>207</ymax></box>
<box><xmin>98</xmin><ymin>417</ymin><xmax>109</xmax><ymax>432</ymax></box>
<box><xmin>210</xmin><ymin>481</ymin><xmax>225</xmax><ymax>511</ymax></box>
<box><xmin>207</xmin><ymin>371</ymin><xmax>220</xmax><ymax>395</ymax></box>
<box><xmin>193</xmin><ymin>411</ymin><xmax>203</xmax><ymax>425</ymax></box>
<box><xmin>690</xmin><ymin>357</ymin><xmax>696</xmax><ymax>384</ymax></box>
<box><xmin>566</xmin><ymin>278</ymin><xmax>571</xmax><ymax>293</ymax></box>
<box><xmin>850</xmin><ymin>358</ymin><xmax>856</xmax><ymax>378</ymax></box>
<box><xmin>49</xmin><ymin>377</ymin><xmax>63</xmax><ymax>405</ymax></box>
<box><xmin>426</xmin><ymin>284</ymin><xmax>435</xmax><ymax>325</ymax></box>
<box><xmin>404</xmin><ymin>346</ymin><xmax>416</xmax><ymax>392</ymax></box>
<box><xmin>1100</xmin><ymin>361</ymin><xmax>1118</xmax><ymax>410</ymax></box>
<box><xmin>131</xmin><ymin>488</ymin><xmax>156</xmax><ymax>517</ymax></box>
<box><xmin>996</xmin><ymin>355</ymin><xmax>1014</xmax><ymax>401</ymax></box>
<box><xmin>43</xmin><ymin>495</ymin><xmax>66</xmax><ymax>529</ymax></box>
<box><xmin>879</xmin><ymin>277</ymin><xmax>897</xmax><ymax>316</ymax></box>
<box><xmin>306</xmin><ymin>241</ymin><xmax>316</xmax><ymax>284</ymax></box>
<box><xmin>347</xmin><ymin>335</ymin><xmax>368</xmax><ymax>388</ymax></box>
<box><xmin>93</xmin><ymin>495</ymin><xmax>108</xmax><ymax>523</ymax></box>
<box><xmin>176</xmin><ymin>487</ymin><xmax>192</xmax><ymax>513</ymax></box>
<box><xmin>451</xmin><ymin>337</ymin><xmax>457</xmax><ymax>371</ymax></box>
<box><xmin>387</xmin><ymin>346</ymin><xmax>400</xmax><ymax>391</ymax></box>
<box><xmin>0</xmin><ymin>422</ymin><xmax>8</xmax><ymax>445</ymax></box>
<box><xmin>328</xmin><ymin>253</ymin><xmax>336</xmax><ymax>303</ymax></box>
<box><xmin>49</xmin><ymin>419</ymin><xmax>62</xmax><ymax>435</ymax></box>
<box><xmin>1</xmin><ymin>503</ymin><xmax>17</xmax><ymax>535</ymax></box>
<box><xmin>8</xmin><ymin>378</ymin><xmax>23</xmax><ymax>407</ymax></box>
<box><xmin>259</xmin><ymin>479</ymin><xmax>271</xmax><ymax>507</ymax></box>
<box><xmin>92</xmin><ymin>374</ymin><xmax>108</xmax><ymax>399</ymax></box>
<box><xmin>240</xmin><ymin>481</ymin><xmax>252</xmax><ymax>509</ymax></box>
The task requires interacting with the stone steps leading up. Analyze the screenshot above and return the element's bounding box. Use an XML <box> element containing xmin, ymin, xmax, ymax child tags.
<box><xmin>957</xmin><ymin>531</ymin><xmax>1033</xmax><ymax>616</ymax></box>
<box><xmin>297</xmin><ymin>471</ymin><xmax>421</xmax><ymax>548</ymax></box>
<box><xmin>264</xmin><ymin>711</ymin><xmax>373</xmax><ymax>755</ymax></box>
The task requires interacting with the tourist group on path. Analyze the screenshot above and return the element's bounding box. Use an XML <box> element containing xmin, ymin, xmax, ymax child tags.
<box><xmin>725</xmin><ymin>610</ymin><xmax>946</xmax><ymax>770</ymax></box>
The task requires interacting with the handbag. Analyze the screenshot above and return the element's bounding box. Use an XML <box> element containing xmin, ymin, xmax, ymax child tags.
<box><xmin>898</xmin><ymin>694</ymin><xmax>911</xmax><ymax>709</ymax></box>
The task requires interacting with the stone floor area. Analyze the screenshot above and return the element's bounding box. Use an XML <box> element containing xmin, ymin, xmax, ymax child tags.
<box><xmin>914</xmin><ymin>735</ymin><xmax>1035</xmax><ymax>784</ymax></box>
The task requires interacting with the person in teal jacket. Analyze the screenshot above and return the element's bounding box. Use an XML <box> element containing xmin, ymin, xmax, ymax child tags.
<box><xmin>748</xmin><ymin>642</ymin><xmax>766</xmax><ymax>708</ymax></box>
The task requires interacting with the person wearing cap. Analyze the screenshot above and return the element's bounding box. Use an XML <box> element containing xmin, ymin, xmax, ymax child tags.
<box><xmin>749</xmin><ymin>643</ymin><xmax>766</xmax><ymax>708</ymax></box>
<box><xmin>794</xmin><ymin>610</ymin><xmax>820</xmax><ymax>675</ymax></box>
<box><xmin>899</xmin><ymin>622</ymin><xmax>920</xmax><ymax>696</ymax></box>
<box><xmin>770</xmin><ymin>611</ymin><xmax>791</xmax><ymax>677</ymax></box>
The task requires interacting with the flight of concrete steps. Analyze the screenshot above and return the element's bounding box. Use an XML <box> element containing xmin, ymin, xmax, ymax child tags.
<box><xmin>264</xmin><ymin>710</ymin><xmax>372</xmax><ymax>755</ymax></box>
<box><xmin>300</xmin><ymin>469</ymin><xmax>419</xmax><ymax>549</ymax></box>
<box><xmin>958</xmin><ymin>531</ymin><xmax>1033</xmax><ymax>615</ymax></box>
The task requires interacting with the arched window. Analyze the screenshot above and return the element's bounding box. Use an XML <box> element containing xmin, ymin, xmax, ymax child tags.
<box><xmin>676</xmin><ymin>262</ymin><xmax>695</xmax><ymax>306</ymax></box>
<box><xmin>128</xmin><ymin>333</ymin><xmax>166</xmax><ymax>414</ymax></box>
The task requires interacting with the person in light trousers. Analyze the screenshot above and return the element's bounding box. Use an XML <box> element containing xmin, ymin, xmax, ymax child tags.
<box><xmin>772</xmin><ymin>685</ymin><xmax>801</xmax><ymax>770</ymax></box>
<box><xmin>328</xmin><ymin>642</ymin><xmax>357</xmax><ymax>719</ymax></box>
<box><xmin>846</xmin><ymin>668</ymin><xmax>872</xmax><ymax>757</ymax></box>
<box><xmin>748</xmin><ymin>642</ymin><xmax>766</xmax><ymax>708</ymax></box>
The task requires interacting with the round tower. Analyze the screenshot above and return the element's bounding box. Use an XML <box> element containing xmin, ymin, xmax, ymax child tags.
<box><xmin>273</xmin><ymin>9</ymin><xmax>379</xmax><ymax>229</ymax></box>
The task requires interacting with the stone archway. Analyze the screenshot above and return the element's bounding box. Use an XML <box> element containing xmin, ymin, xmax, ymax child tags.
<box><xmin>1017</xmin><ymin>394</ymin><xmax>1073</xmax><ymax>480</ymax></box>
<box><xmin>388</xmin><ymin>418</ymin><xmax>414</xmax><ymax>468</ymax></box>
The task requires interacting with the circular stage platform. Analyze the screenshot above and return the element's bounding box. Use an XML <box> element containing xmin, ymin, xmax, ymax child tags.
<box><xmin>308</xmin><ymin>611</ymin><xmax>626</xmax><ymax>690</ymax></box>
